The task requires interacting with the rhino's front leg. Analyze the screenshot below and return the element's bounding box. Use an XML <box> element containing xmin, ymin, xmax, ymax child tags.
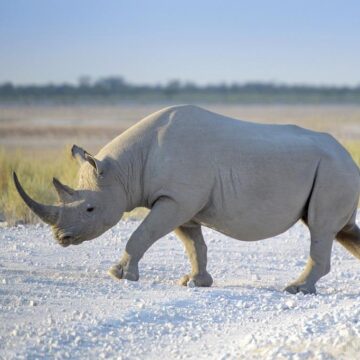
<box><xmin>175</xmin><ymin>223</ymin><xmax>213</xmax><ymax>287</ymax></box>
<box><xmin>108</xmin><ymin>197</ymin><xmax>196</xmax><ymax>282</ymax></box>
<box><xmin>284</xmin><ymin>231</ymin><xmax>334</xmax><ymax>295</ymax></box>
<box><xmin>108</xmin><ymin>252</ymin><xmax>140</xmax><ymax>281</ymax></box>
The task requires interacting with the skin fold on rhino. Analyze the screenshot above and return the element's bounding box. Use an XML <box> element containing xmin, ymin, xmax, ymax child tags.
<box><xmin>14</xmin><ymin>105</ymin><xmax>360</xmax><ymax>294</ymax></box>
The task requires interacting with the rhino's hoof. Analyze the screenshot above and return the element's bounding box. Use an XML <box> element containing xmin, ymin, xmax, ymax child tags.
<box><xmin>284</xmin><ymin>283</ymin><xmax>316</xmax><ymax>295</ymax></box>
<box><xmin>178</xmin><ymin>274</ymin><xmax>191</xmax><ymax>286</ymax></box>
<box><xmin>107</xmin><ymin>265</ymin><xmax>139</xmax><ymax>281</ymax></box>
<box><xmin>108</xmin><ymin>264</ymin><xmax>124</xmax><ymax>280</ymax></box>
<box><xmin>178</xmin><ymin>272</ymin><xmax>213</xmax><ymax>287</ymax></box>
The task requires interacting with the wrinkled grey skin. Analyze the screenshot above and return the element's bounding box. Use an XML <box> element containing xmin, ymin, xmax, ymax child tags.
<box><xmin>14</xmin><ymin>105</ymin><xmax>360</xmax><ymax>294</ymax></box>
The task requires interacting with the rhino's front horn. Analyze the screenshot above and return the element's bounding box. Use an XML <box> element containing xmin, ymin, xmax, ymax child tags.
<box><xmin>13</xmin><ymin>172</ymin><xmax>60</xmax><ymax>225</ymax></box>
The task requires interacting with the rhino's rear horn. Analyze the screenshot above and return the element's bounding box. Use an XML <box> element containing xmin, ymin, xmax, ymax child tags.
<box><xmin>13</xmin><ymin>172</ymin><xmax>60</xmax><ymax>225</ymax></box>
<box><xmin>52</xmin><ymin>177</ymin><xmax>75</xmax><ymax>203</ymax></box>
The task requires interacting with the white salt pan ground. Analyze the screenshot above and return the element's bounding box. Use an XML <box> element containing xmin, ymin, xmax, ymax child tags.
<box><xmin>1</xmin><ymin>215</ymin><xmax>359</xmax><ymax>359</ymax></box>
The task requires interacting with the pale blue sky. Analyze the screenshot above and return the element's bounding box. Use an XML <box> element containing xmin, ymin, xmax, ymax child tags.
<box><xmin>0</xmin><ymin>0</ymin><xmax>359</xmax><ymax>85</ymax></box>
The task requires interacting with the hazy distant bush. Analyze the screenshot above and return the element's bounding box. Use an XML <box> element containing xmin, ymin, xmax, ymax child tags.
<box><xmin>1</xmin><ymin>77</ymin><xmax>360</xmax><ymax>104</ymax></box>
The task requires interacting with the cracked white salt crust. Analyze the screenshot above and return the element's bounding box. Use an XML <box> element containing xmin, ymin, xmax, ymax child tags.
<box><xmin>0</xmin><ymin>215</ymin><xmax>359</xmax><ymax>359</ymax></box>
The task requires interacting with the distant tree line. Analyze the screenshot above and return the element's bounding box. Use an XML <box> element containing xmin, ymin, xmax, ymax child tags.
<box><xmin>1</xmin><ymin>76</ymin><xmax>360</xmax><ymax>104</ymax></box>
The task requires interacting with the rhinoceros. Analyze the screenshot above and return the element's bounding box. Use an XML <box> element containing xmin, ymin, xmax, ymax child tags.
<box><xmin>14</xmin><ymin>105</ymin><xmax>360</xmax><ymax>294</ymax></box>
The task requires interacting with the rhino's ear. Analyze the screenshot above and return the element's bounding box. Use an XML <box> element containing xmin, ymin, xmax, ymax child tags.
<box><xmin>71</xmin><ymin>145</ymin><xmax>87</xmax><ymax>164</ymax></box>
<box><xmin>53</xmin><ymin>177</ymin><xmax>75</xmax><ymax>203</ymax></box>
<box><xmin>71</xmin><ymin>145</ymin><xmax>104</xmax><ymax>176</ymax></box>
<box><xmin>84</xmin><ymin>153</ymin><xmax>105</xmax><ymax>176</ymax></box>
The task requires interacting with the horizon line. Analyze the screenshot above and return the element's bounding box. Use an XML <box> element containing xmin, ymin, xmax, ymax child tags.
<box><xmin>1</xmin><ymin>77</ymin><xmax>360</xmax><ymax>89</ymax></box>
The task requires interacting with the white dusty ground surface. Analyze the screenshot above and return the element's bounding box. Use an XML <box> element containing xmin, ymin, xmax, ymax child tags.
<box><xmin>1</xmin><ymin>216</ymin><xmax>360</xmax><ymax>360</ymax></box>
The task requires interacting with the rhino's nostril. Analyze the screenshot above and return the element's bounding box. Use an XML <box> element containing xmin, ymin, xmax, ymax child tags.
<box><xmin>60</xmin><ymin>235</ymin><xmax>72</xmax><ymax>244</ymax></box>
<box><xmin>58</xmin><ymin>235</ymin><xmax>72</xmax><ymax>247</ymax></box>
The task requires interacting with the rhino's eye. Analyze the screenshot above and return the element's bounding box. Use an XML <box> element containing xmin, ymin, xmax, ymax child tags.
<box><xmin>86</xmin><ymin>206</ymin><xmax>94</xmax><ymax>212</ymax></box>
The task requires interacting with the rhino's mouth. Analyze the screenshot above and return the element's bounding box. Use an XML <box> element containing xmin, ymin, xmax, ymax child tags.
<box><xmin>58</xmin><ymin>234</ymin><xmax>72</xmax><ymax>247</ymax></box>
<box><xmin>53</xmin><ymin>226</ymin><xmax>87</xmax><ymax>247</ymax></box>
<box><xmin>55</xmin><ymin>231</ymin><xmax>82</xmax><ymax>247</ymax></box>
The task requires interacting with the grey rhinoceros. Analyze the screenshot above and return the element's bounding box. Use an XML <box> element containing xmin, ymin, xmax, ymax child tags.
<box><xmin>14</xmin><ymin>105</ymin><xmax>360</xmax><ymax>294</ymax></box>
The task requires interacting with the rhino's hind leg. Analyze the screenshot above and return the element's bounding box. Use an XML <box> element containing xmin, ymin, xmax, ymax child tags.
<box><xmin>285</xmin><ymin>156</ymin><xmax>359</xmax><ymax>295</ymax></box>
<box><xmin>336</xmin><ymin>210</ymin><xmax>360</xmax><ymax>260</ymax></box>
<box><xmin>175</xmin><ymin>223</ymin><xmax>213</xmax><ymax>287</ymax></box>
<box><xmin>284</xmin><ymin>230</ymin><xmax>334</xmax><ymax>294</ymax></box>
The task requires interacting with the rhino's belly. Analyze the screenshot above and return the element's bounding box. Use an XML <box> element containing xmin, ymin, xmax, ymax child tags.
<box><xmin>193</xmin><ymin>203</ymin><xmax>304</xmax><ymax>241</ymax></box>
<box><xmin>191</xmin><ymin>160</ymin><xmax>316</xmax><ymax>241</ymax></box>
<box><xmin>193</xmin><ymin>193</ymin><xmax>308</xmax><ymax>241</ymax></box>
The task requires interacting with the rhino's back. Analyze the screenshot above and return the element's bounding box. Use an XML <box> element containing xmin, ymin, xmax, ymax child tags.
<box><xmin>150</xmin><ymin>105</ymin><xmax>331</xmax><ymax>156</ymax></box>
<box><xmin>148</xmin><ymin>104</ymin><xmax>339</xmax><ymax>183</ymax></box>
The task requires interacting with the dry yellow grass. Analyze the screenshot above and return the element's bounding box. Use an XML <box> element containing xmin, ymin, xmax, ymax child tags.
<box><xmin>343</xmin><ymin>141</ymin><xmax>360</xmax><ymax>166</ymax></box>
<box><xmin>1</xmin><ymin>141</ymin><xmax>359</xmax><ymax>225</ymax></box>
<box><xmin>0</xmin><ymin>147</ymin><xmax>78</xmax><ymax>224</ymax></box>
<box><xmin>0</xmin><ymin>147</ymin><xmax>149</xmax><ymax>224</ymax></box>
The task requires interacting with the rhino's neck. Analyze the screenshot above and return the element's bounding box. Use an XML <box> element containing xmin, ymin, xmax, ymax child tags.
<box><xmin>115</xmin><ymin>148</ymin><xmax>148</xmax><ymax>212</ymax></box>
<box><xmin>97</xmin><ymin>123</ymin><xmax>154</xmax><ymax>212</ymax></box>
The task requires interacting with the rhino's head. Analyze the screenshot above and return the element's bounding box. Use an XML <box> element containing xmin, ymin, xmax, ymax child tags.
<box><xmin>13</xmin><ymin>145</ymin><xmax>126</xmax><ymax>247</ymax></box>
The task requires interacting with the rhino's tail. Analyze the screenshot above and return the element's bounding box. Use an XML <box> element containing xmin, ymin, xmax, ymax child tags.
<box><xmin>336</xmin><ymin>209</ymin><xmax>360</xmax><ymax>260</ymax></box>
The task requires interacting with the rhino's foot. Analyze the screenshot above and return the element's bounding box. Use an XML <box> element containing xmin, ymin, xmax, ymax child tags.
<box><xmin>284</xmin><ymin>282</ymin><xmax>316</xmax><ymax>295</ymax></box>
<box><xmin>178</xmin><ymin>272</ymin><xmax>213</xmax><ymax>287</ymax></box>
<box><xmin>107</xmin><ymin>264</ymin><xmax>139</xmax><ymax>282</ymax></box>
